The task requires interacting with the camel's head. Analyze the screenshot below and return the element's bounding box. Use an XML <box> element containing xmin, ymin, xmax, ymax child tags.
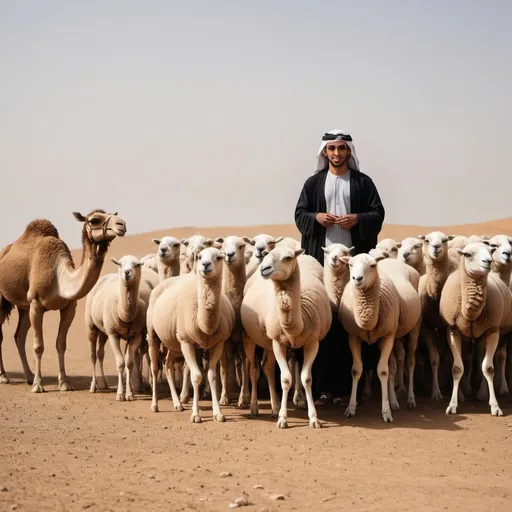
<box><xmin>260</xmin><ymin>246</ymin><xmax>304</xmax><ymax>281</ymax></box>
<box><xmin>488</xmin><ymin>235</ymin><xmax>512</xmax><ymax>265</ymax></box>
<box><xmin>220</xmin><ymin>235</ymin><xmax>252</xmax><ymax>265</ymax></box>
<box><xmin>375</xmin><ymin>238</ymin><xmax>400</xmax><ymax>259</ymax></box>
<box><xmin>419</xmin><ymin>231</ymin><xmax>454</xmax><ymax>261</ymax></box>
<box><xmin>368</xmin><ymin>247</ymin><xmax>390</xmax><ymax>262</ymax></box>
<box><xmin>322</xmin><ymin>243</ymin><xmax>354</xmax><ymax>272</ymax></box>
<box><xmin>73</xmin><ymin>210</ymin><xmax>126</xmax><ymax>243</ymax></box>
<box><xmin>397</xmin><ymin>237</ymin><xmax>423</xmax><ymax>266</ymax></box>
<box><xmin>250</xmin><ymin>234</ymin><xmax>284</xmax><ymax>260</ymax></box>
<box><xmin>152</xmin><ymin>236</ymin><xmax>181</xmax><ymax>262</ymax></box>
<box><xmin>111</xmin><ymin>255</ymin><xmax>143</xmax><ymax>283</ymax></box>
<box><xmin>346</xmin><ymin>253</ymin><xmax>379</xmax><ymax>290</ymax></box>
<box><xmin>197</xmin><ymin>247</ymin><xmax>224</xmax><ymax>279</ymax></box>
<box><xmin>457</xmin><ymin>242</ymin><xmax>495</xmax><ymax>277</ymax></box>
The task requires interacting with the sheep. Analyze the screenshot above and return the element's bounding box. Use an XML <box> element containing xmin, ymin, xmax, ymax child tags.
<box><xmin>322</xmin><ymin>244</ymin><xmax>354</xmax><ymax>310</ymax></box>
<box><xmin>375</xmin><ymin>238</ymin><xmax>401</xmax><ymax>259</ymax></box>
<box><xmin>85</xmin><ymin>256</ymin><xmax>148</xmax><ymax>401</ymax></box>
<box><xmin>339</xmin><ymin>253</ymin><xmax>402</xmax><ymax>422</ymax></box>
<box><xmin>447</xmin><ymin>235</ymin><xmax>467</xmax><ymax>250</ymax></box>
<box><xmin>245</xmin><ymin>234</ymin><xmax>284</xmax><ymax>279</ymax></box>
<box><xmin>141</xmin><ymin>254</ymin><xmax>158</xmax><ymax>273</ymax></box>
<box><xmin>397</xmin><ymin>237</ymin><xmax>426</xmax><ymax>276</ymax></box>
<box><xmin>369</xmin><ymin>247</ymin><xmax>391</xmax><ymax>261</ymax></box>
<box><xmin>439</xmin><ymin>242</ymin><xmax>512</xmax><ymax>416</ymax></box>
<box><xmin>148</xmin><ymin>247</ymin><xmax>235</xmax><ymax>422</ymax></box>
<box><xmin>276</xmin><ymin>237</ymin><xmax>301</xmax><ymax>250</ymax></box>
<box><xmin>241</xmin><ymin>246</ymin><xmax>332</xmax><ymax>428</ymax></box>
<box><xmin>180</xmin><ymin>235</ymin><xmax>215</xmax><ymax>274</ymax></box>
<box><xmin>151</xmin><ymin>236</ymin><xmax>182</xmax><ymax>281</ymax></box>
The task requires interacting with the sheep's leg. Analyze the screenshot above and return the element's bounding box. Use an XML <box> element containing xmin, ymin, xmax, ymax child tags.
<box><xmin>96</xmin><ymin>332</ymin><xmax>108</xmax><ymax>390</ymax></box>
<box><xmin>124</xmin><ymin>334</ymin><xmax>141</xmax><ymax>401</ymax></box>
<box><xmin>475</xmin><ymin>339</ymin><xmax>489</xmax><ymax>401</ymax></box>
<box><xmin>293</xmin><ymin>357</ymin><xmax>306</xmax><ymax>409</ymax></box>
<box><xmin>201</xmin><ymin>350</ymin><xmax>212</xmax><ymax>400</ymax></box>
<box><xmin>163</xmin><ymin>351</ymin><xmax>184</xmax><ymax>411</ymax></box>
<box><xmin>207</xmin><ymin>342</ymin><xmax>226</xmax><ymax>422</ymax></box>
<box><xmin>405</xmin><ymin>323</ymin><xmax>419</xmax><ymax>408</ymax></box>
<box><xmin>262</xmin><ymin>350</ymin><xmax>280</xmax><ymax>417</ymax></box>
<box><xmin>301</xmin><ymin>341</ymin><xmax>322</xmax><ymax>428</ymax></box>
<box><xmin>243</xmin><ymin>336</ymin><xmax>260</xmax><ymax>417</ymax></box>
<box><xmin>345</xmin><ymin>336</ymin><xmax>363</xmax><ymax>418</ymax></box>
<box><xmin>388</xmin><ymin>350</ymin><xmax>399</xmax><ymax>412</ymax></box>
<box><xmin>180</xmin><ymin>362</ymin><xmax>191</xmax><ymax>404</ymax></box>
<box><xmin>394</xmin><ymin>337</ymin><xmax>407</xmax><ymax>398</ymax></box>
<box><xmin>131</xmin><ymin>348</ymin><xmax>143</xmax><ymax>395</ymax></box>
<box><xmin>219</xmin><ymin>340</ymin><xmax>231</xmax><ymax>406</ymax></box>
<box><xmin>14</xmin><ymin>309</ymin><xmax>34</xmax><ymax>384</ymax></box>
<box><xmin>237</xmin><ymin>351</ymin><xmax>251</xmax><ymax>408</ymax></box>
<box><xmin>55</xmin><ymin>301</ymin><xmax>76</xmax><ymax>391</ymax></box>
<box><xmin>377</xmin><ymin>334</ymin><xmax>395</xmax><ymax>423</ymax></box>
<box><xmin>88</xmin><ymin>326</ymin><xmax>99</xmax><ymax>393</ymax></box>
<box><xmin>148</xmin><ymin>332</ymin><xmax>161</xmax><ymax>412</ymax></box>
<box><xmin>363</xmin><ymin>369</ymin><xmax>372</xmax><ymax>399</ymax></box>
<box><xmin>272</xmin><ymin>340</ymin><xmax>293</xmax><ymax>429</ymax></box>
<box><xmin>446</xmin><ymin>328</ymin><xmax>464</xmax><ymax>415</ymax></box>
<box><xmin>496</xmin><ymin>342</ymin><xmax>508</xmax><ymax>396</ymax></box>
<box><xmin>481</xmin><ymin>329</ymin><xmax>503</xmax><ymax>416</ymax></box>
<box><xmin>108</xmin><ymin>334</ymin><xmax>125</xmax><ymax>401</ymax></box>
<box><xmin>180</xmin><ymin>342</ymin><xmax>203</xmax><ymax>423</ymax></box>
<box><xmin>424</xmin><ymin>326</ymin><xmax>443</xmax><ymax>400</ymax></box>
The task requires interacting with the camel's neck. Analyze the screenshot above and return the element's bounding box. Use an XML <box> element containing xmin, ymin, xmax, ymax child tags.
<box><xmin>158</xmin><ymin>259</ymin><xmax>180</xmax><ymax>281</ymax></box>
<box><xmin>273</xmin><ymin>265</ymin><xmax>304</xmax><ymax>337</ymax></box>
<box><xmin>425</xmin><ymin>256</ymin><xmax>450</xmax><ymax>298</ymax></box>
<box><xmin>57</xmin><ymin>229</ymin><xmax>109</xmax><ymax>301</ymax></box>
<box><xmin>197</xmin><ymin>276</ymin><xmax>222</xmax><ymax>335</ymax></box>
<box><xmin>223</xmin><ymin>262</ymin><xmax>246</xmax><ymax>314</ymax></box>
<box><xmin>353</xmin><ymin>276</ymin><xmax>380</xmax><ymax>331</ymax></box>
<box><xmin>118</xmin><ymin>278</ymin><xmax>140</xmax><ymax>324</ymax></box>
<box><xmin>460</xmin><ymin>265</ymin><xmax>487</xmax><ymax>321</ymax></box>
<box><xmin>491</xmin><ymin>260</ymin><xmax>512</xmax><ymax>285</ymax></box>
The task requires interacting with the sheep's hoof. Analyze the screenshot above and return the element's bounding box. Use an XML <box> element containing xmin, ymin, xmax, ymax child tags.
<box><xmin>445</xmin><ymin>403</ymin><xmax>458</xmax><ymax>415</ymax></box>
<box><xmin>396</xmin><ymin>385</ymin><xmax>407</xmax><ymax>399</ymax></box>
<box><xmin>59</xmin><ymin>381</ymin><xmax>73</xmax><ymax>392</ymax></box>
<box><xmin>406</xmin><ymin>397</ymin><xmax>416</xmax><ymax>409</ymax></box>
<box><xmin>237</xmin><ymin>395</ymin><xmax>251</xmax><ymax>408</ymax></box>
<box><xmin>116</xmin><ymin>393</ymin><xmax>125</xmax><ymax>401</ymax></box>
<box><xmin>97</xmin><ymin>378</ymin><xmax>108</xmax><ymax>390</ymax></box>
<box><xmin>151</xmin><ymin>404</ymin><xmax>159</xmax><ymax>413</ymax></box>
<box><xmin>201</xmin><ymin>390</ymin><xmax>212</xmax><ymax>401</ymax></box>
<box><xmin>0</xmin><ymin>374</ymin><xmax>9</xmax><ymax>384</ymax></box>
<box><xmin>476</xmin><ymin>388</ymin><xmax>489</xmax><ymax>402</ymax></box>
<box><xmin>309</xmin><ymin>418</ymin><xmax>323</xmax><ymax>428</ymax></box>
<box><xmin>276</xmin><ymin>418</ymin><xmax>288</xmax><ymax>429</ymax></box>
<box><xmin>271</xmin><ymin>410</ymin><xmax>279</xmax><ymax>419</ymax></box>
<box><xmin>179</xmin><ymin>395</ymin><xmax>190</xmax><ymax>404</ymax></box>
<box><xmin>219</xmin><ymin>395</ymin><xmax>230</xmax><ymax>406</ymax></box>
<box><xmin>390</xmin><ymin>398</ymin><xmax>400</xmax><ymax>412</ymax></box>
<box><xmin>491</xmin><ymin>405</ymin><xmax>503</xmax><ymax>417</ymax></box>
<box><xmin>89</xmin><ymin>382</ymin><xmax>96</xmax><ymax>393</ymax></box>
<box><xmin>31</xmin><ymin>383</ymin><xmax>45</xmax><ymax>393</ymax></box>
<box><xmin>382</xmin><ymin>410</ymin><xmax>393</xmax><ymax>423</ymax></box>
<box><xmin>25</xmin><ymin>372</ymin><xmax>35</xmax><ymax>385</ymax></box>
<box><xmin>344</xmin><ymin>405</ymin><xmax>356</xmax><ymax>418</ymax></box>
<box><xmin>431</xmin><ymin>390</ymin><xmax>444</xmax><ymax>401</ymax></box>
<box><xmin>249</xmin><ymin>407</ymin><xmax>259</xmax><ymax>417</ymax></box>
<box><xmin>214</xmin><ymin>413</ymin><xmax>226</xmax><ymax>422</ymax></box>
<box><xmin>174</xmin><ymin>403</ymin><xmax>184</xmax><ymax>412</ymax></box>
<box><xmin>498</xmin><ymin>384</ymin><xmax>509</xmax><ymax>396</ymax></box>
<box><xmin>190</xmin><ymin>414</ymin><xmax>202</xmax><ymax>423</ymax></box>
<box><xmin>125</xmin><ymin>393</ymin><xmax>134</xmax><ymax>401</ymax></box>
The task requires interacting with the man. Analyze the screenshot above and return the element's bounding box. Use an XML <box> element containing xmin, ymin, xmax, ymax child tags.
<box><xmin>294</xmin><ymin>129</ymin><xmax>385</xmax><ymax>405</ymax></box>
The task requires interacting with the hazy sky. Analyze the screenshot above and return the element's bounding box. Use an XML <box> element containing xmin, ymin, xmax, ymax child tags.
<box><xmin>2</xmin><ymin>0</ymin><xmax>512</xmax><ymax>249</ymax></box>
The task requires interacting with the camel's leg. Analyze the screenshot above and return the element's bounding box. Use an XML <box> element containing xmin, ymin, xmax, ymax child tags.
<box><xmin>394</xmin><ymin>337</ymin><xmax>406</xmax><ymax>398</ymax></box>
<box><xmin>272</xmin><ymin>339</ymin><xmax>293</xmax><ymax>429</ymax></box>
<box><xmin>55</xmin><ymin>301</ymin><xmax>76</xmax><ymax>391</ymax></box>
<box><xmin>301</xmin><ymin>341</ymin><xmax>322</xmax><ymax>428</ymax></box>
<box><xmin>163</xmin><ymin>352</ymin><xmax>184</xmax><ymax>411</ymax></box>
<box><xmin>388</xmin><ymin>350</ymin><xmax>399</xmax><ymax>412</ymax></box>
<box><xmin>377</xmin><ymin>334</ymin><xmax>395</xmax><ymax>423</ymax></box>
<box><xmin>423</xmin><ymin>326</ymin><xmax>443</xmax><ymax>400</ymax></box>
<box><xmin>88</xmin><ymin>325</ymin><xmax>100</xmax><ymax>393</ymax></box>
<box><xmin>0</xmin><ymin>325</ymin><xmax>7</xmax><ymax>384</ymax></box>
<box><xmin>180</xmin><ymin>342</ymin><xmax>203</xmax><ymax>423</ymax></box>
<box><xmin>481</xmin><ymin>329</ymin><xmax>503</xmax><ymax>416</ymax></box>
<box><xmin>148</xmin><ymin>333</ymin><xmax>161</xmax><ymax>412</ymax></box>
<box><xmin>345</xmin><ymin>336</ymin><xmax>363</xmax><ymax>418</ymax></box>
<box><xmin>446</xmin><ymin>328</ymin><xmax>464</xmax><ymax>415</ymax></box>
<box><xmin>29</xmin><ymin>300</ymin><xmax>46</xmax><ymax>393</ymax></box>
<box><xmin>237</xmin><ymin>350</ymin><xmax>251</xmax><ymax>408</ymax></box>
<box><xmin>507</xmin><ymin>335</ymin><xmax>512</xmax><ymax>394</ymax></box>
<box><xmin>293</xmin><ymin>357</ymin><xmax>306</xmax><ymax>409</ymax></box>
<box><xmin>243</xmin><ymin>337</ymin><xmax>260</xmax><ymax>417</ymax></box>
<box><xmin>207</xmin><ymin>342</ymin><xmax>226</xmax><ymax>422</ymax></box>
<box><xmin>180</xmin><ymin>362</ymin><xmax>191</xmax><ymax>404</ymax></box>
<box><xmin>124</xmin><ymin>334</ymin><xmax>141</xmax><ymax>401</ymax></box>
<box><xmin>496</xmin><ymin>342</ymin><xmax>508</xmax><ymax>396</ymax></box>
<box><xmin>14</xmin><ymin>309</ymin><xmax>34</xmax><ymax>384</ymax></box>
<box><xmin>219</xmin><ymin>340</ymin><xmax>231</xmax><ymax>406</ymax></box>
<box><xmin>262</xmin><ymin>350</ymin><xmax>279</xmax><ymax>418</ymax></box>
<box><xmin>108</xmin><ymin>334</ymin><xmax>126</xmax><ymax>401</ymax></box>
<box><xmin>96</xmin><ymin>332</ymin><xmax>108</xmax><ymax>390</ymax></box>
<box><xmin>406</xmin><ymin>323</ymin><xmax>420</xmax><ymax>408</ymax></box>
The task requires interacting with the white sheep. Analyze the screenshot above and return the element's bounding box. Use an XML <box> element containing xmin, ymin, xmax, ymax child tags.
<box><xmin>375</xmin><ymin>238</ymin><xmax>401</xmax><ymax>259</ymax></box>
<box><xmin>322</xmin><ymin>243</ymin><xmax>354</xmax><ymax>310</ymax></box>
<box><xmin>151</xmin><ymin>236</ymin><xmax>182</xmax><ymax>281</ymax></box>
<box><xmin>245</xmin><ymin>234</ymin><xmax>284</xmax><ymax>279</ymax></box>
<box><xmin>180</xmin><ymin>235</ymin><xmax>215</xmax><ymax>274</ymax></box>
<box><xmin>397</xmin><ymin>237</ymin><xmax>426</xmax><ymax>276</ymax></box>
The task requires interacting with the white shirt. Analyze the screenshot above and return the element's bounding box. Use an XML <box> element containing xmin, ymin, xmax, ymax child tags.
<box><xmin>324</xmin><ymin>170</ymin><xmax>352</xmax><ymax>248</ymax></box>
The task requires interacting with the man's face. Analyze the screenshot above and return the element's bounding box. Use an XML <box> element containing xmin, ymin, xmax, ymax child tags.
<box><xmin>323</xmin><ymin>141</ymin><xmax>350</xmax><ymax>168</ymax></box>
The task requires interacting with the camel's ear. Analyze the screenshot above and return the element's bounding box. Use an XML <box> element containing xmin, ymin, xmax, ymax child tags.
<box><xmin>294</xmin><ymin>248</ymin><xmax>304</xmax><ymax>258</ymax></box>
<box><xmin>111</xmin><ymin>258</ymin><xmax>121</xmax><ymax>266</ymax></box>
<box><xmin>273</xmin><ymin>236</ymin><xmax>284</xmax><ymax>244</ymax></box>
<box><xmin>72</xmin><ymin>212</ymin><xmax>86</xmax><ymax>222</ymax></box>
<box><xmin>152</xmin><ymin>238</ymin><xmax>161</xmax><ymax>245</ymax></box>
<box><xmin>348</xmin><ymin>246</ymin><xmax>355</xmax><ymax>254</ymax></box>
<box><xmin>242</xmin><ymin>236</ymin><xmax>253</xmax><ymax>245</ymax></box>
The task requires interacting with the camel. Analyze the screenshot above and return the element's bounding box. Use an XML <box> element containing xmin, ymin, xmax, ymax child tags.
<box><xmin>0</xmin><ymin>209</ymin><xmax>126</xmax><ymax>392</ymax></box>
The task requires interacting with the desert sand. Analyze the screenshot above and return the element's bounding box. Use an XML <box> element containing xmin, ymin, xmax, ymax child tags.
<box><xmin>1</xmin><ymin>218</ymin><xmax>512</xmax><ymax>512</ymax></box>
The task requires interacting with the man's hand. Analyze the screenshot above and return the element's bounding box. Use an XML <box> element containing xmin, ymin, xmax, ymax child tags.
<box><xmin>316</xmin><ymin>213</ymin><xmax>337</xmax><ymax>227</ymax></box>
<box><xmin>336</xmin><ymin>214</ymin><xmax>358</xmax><ymax>229</ymax></box>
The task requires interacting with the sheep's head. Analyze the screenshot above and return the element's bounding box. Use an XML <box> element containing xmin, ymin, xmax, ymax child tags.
<box><xmin>260</xmin><ymin>246</ymin><xmax>304</xmax><ymax>281</ymax></box>
<box><xmin>250</xmin><ymin>234</ymin><xmax>284</xmax><ymax>260</ymax></box>
<box><xmin>221</xmin><ymin>235</ymin><xmax>252</xmax><ymax>265</ymax></box>
<box><xmin>152</xmin><ymin>236</ymin><xmax>182</xmax><ymax>262</ymax></box>
<box><xmin>368</xmin><ymin>247</ymin><xmax>390</xmax><ymax>262</ymax></box>
<box><xmin>419</xmin><ymin>231</ymin><xmax>454</xmax><ymax>261</ymax></box>
<box><xmin>457</xmin><ymin>242</ymin><xmax>495</xmax><ymax>277</ymax></box>
<box><xmin>111</xmin><ymin>255</ymin><xmax>143</xmax><ymax>283</ymax></box>
<box><xmin>322</xmin><ymin>243</ymin><xmax>354</xmax><ymax>271</ymax></box>
<box><xmin>397</xmin><ymin>237</ymin><xmax>423</xmax><ymax>266</ymax></box>
<box><xmin>375</xmin><ymin>238</ymin><xmax>400</xmax><ymax>259</ymax></box>
<box><xmin>347</xmin><ymin>253</ymin><xmax>379</xmax><ymax>290</ymax></box>
<box><xmin>488</xmin><ymin>235</ymin><xmax>512</xmax><ymax>265</ymax></box>
<box><xmin>197</xmin><ymin>247</ymin><xmax>224</xmax><ymax>279</ymax></box>
<box><xmin>465</xmin><ymin>234</ymin><xmax>490</xmax><ymax>247</ymax></box>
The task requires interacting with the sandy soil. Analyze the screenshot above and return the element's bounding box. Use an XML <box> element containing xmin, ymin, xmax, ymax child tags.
<box><xmin>1</xmin><ymin>220</ymin><xmax>512</xmax><ymax>511</ymax></box>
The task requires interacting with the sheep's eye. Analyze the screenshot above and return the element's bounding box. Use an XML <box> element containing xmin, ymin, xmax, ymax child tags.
<box><xmin>348</xmin><ymin>263</ymin><xmax>353</xmax><ymax>267</ymax></box>
<box><xmin>442</xmin><ymin>238</ymin><xmax>448</xmax><ymax>243</ymax></box>
<box><xmin>490</xmin><ymin>244</ymin><xmax>498</xmax><ymax>248</ymax></box>
<box><xmin>392</xmin><ymin>247</ymin><xmax>397</xmax><ymax>251</ymax></box>
<box><xmin>370</xmin><ymin>263</ymin><xmax>377</xmax><ymax>268</ymax></box>
<box><xmin>89</xmin><ymin>217</ymin><xmax>101</xmax><ymax>225</ymax></box>
<box><xmin>413</xmin><ymin>244</ymin><xmax>420</xmax><ymax>249</ymax></box>
<box><xmin>283</xmin><ymin>256</ymin><xmax>292</xmax><ymax>262</ymax></box>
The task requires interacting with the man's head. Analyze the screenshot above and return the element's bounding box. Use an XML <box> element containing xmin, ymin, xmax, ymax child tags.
<box><xmin>315</xmin><ymin>129</ymin><xmax>360</xmax><ymax>173</ymax></box>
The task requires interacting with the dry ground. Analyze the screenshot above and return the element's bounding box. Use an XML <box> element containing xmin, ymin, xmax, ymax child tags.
<box><xmin>2</xmin><ymin>220</ymin><xmax>512</xmax><ymax>511</ymax></box>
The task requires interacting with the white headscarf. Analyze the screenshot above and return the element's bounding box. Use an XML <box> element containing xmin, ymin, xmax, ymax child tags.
<box><xmin>315</xmin><ymin>129</ymin><xmax>360</xmax><ymax>174</ymax></box>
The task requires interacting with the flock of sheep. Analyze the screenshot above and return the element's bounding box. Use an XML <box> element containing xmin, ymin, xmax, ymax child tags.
<box><xmin>1</xmin><ymin>211</ymin><xmax>511</xmax><ymax>430</ymax></box>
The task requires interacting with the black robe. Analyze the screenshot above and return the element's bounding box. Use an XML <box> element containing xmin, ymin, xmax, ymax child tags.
<box><xmin>294</xmin><ymin>168</ymin><xmax>385</xmax><ymax>264</ymax></box>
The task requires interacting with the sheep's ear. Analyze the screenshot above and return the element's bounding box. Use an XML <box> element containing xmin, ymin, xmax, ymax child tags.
<box><xmin>134</xmin><ymin>261</ymin><xmax>143</xmax><ymax>268</ymax></box>
<box><xmin>262</xmin><ymin>249</ymin><xmax>269</xmax><ymax>257</ymax></box>
<box><xmin>482</xmin><ymin>240</ymin><xmax>490</xmax><ymax>246</ymax></box>
<box><xmin>294</xmin><ymin>248</ymin><xmax>304</xmax><ymax>258</ymax></box>
<box><xmin>339</xmin><ymin>256</ymin><xmax>351</xmax><ymax>264</ymax></box>
<box><xmin>180</xmin><ymin>238</ymin><xmax>189</xmax><ymax>246</ymax></box>
<box><xmin>374</xmin><ymin>252</ymin><xmax>388</xmax><ymax>262</ymax></box>
<box><xmin>203</xmin><ymin>238</ymin><xmax>214</xmax><ymax>247</ymax></box>
<box><xmin>111</xmin><ymin>258</ymin><xmax>121</xmax><ymax>266</ymax></box>
<box><xmin>490</xmin><ymin>246</ymin><xmax>497</xmax><ymax>255</ymax></box>
<box><xmin>321</xmin><ymin>246</ymin><xmax>329</xmax><ymax>254</ymax></box>
<box><xmin>448</xmin><ymin>235</ymin><xmax>456</xmax><ymax>241</ymax></box>
<box><xmin>214</xmin><ymin>237</ymin><xmax>224</xmax><ymax>243</ymax></box>
<box><xmin>152</xmin><ymin>238</ymin><xmax>161</xmax><ymax>245</ymax></box>
<box><xmin>273</xmin><ymin>236</ymin><xmax>284</xmax><ymax>243</ymax></box>
<box><xmin>396</xmin><ymin>243</ymin><xmax>402</xmax><ymax>249</ymax></box>
<box><xmin>348</xmin><ymin>246</ymin><xmax>355</xmax><ymax>254</ymax></box>
<box><xmin>242</xmin><ymin>236</ymin><xmax>253</xmax><ymax>245</ymax></box>
<box><xmin>418</xmin><ymin>235</ymin><xmax>426</xmax><ymax>241</ymax></box>
<box><xmin>72</xmin><ymin>212</ymin><xmax>86</xmax><ymax>222</ymax></box>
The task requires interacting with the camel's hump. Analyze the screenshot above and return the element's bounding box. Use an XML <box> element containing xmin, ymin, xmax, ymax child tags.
<box><xmin>21</xmin><ymin>219</ymin><xmax>60</xmax><ymax>239</ymax></box>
